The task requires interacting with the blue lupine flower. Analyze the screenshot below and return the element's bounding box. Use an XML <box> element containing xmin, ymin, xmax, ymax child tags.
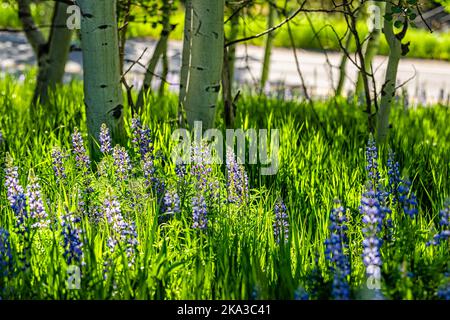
<box><xmin>131</xmin><ymin>116</ymin><xmax>153</xmax><ymax>160</ymax></box>
<box><xmin>72</xmin><ymin>127</ymin><xmax>90</xmax><ymax>173</ymax></box>
<box><xmin>273</xmin><ymin>199</ymin><xmax>289</xmax><ymax>243</ymax></box>
<box><xmin>387</xmin><ymin>150</ymin><xmax>400</xmax><ymax>197</ymax></box>
<box><xmin>26</xmin><ymin>173</ymin><xmax>49</xmax><ymax>229</ymax></box>
<box><xmin>103</xmin><ymin>195</ymin><xmax>138</xmax><ymax>266</ymax></box>
<box><xmin>438</xmin><ymin>282</ymin><xmax>450</xmax><ymax>300</ymax></box>
<box><xmin>294</xmin><ymin>287</ymin><xmax>309</xmax><ymax>300</ymax></box>
<box><xmin>398</xmin><ymin>180</ymin><xmax>418</xmax><ymax>218</ymax></box>
<box><xmin>365</xmin><ymin>136</ymin><xmax>380</xmax><ymax>184</ymax></box>
<box><xmin>360</xmin><ymin>189</ymin><xmax>384</xmax><ymax>282</ymax></box>
<box><xmin>175</xmin><ymin>162</ymin><xmax>186</xmax><ymax>179</ymax></box>
<box><xmin>192</xmin><ymin>193</ymin><xmax>208</xmax><ymax>230</ymax></box>
<box><xmin>190</xmin><ymin>143</ymin><xmax>213</xmax><ymax>190</ymax></box>
<box><xmin>61</xmin><ymin>212</ymin><xmax>83</xmax><ymax>266</ymax></box>
<box><xmin>325</xmin><ymin>204</ymin><xmax>350</xmax><ymax>300</ymax></box>
<box><xmin>226</xmin><ymin>147</ymin><xmax>249</xmax><ymax>205</ymax></box>
<box><xmin>4</xmin><ymin>156</ymin><xmax>28</xmax><ymax>233</ymax></box>
<box><xmin>427</xmin><ymin>202</ymin><xmax>450</xmax><ymax>246</ymax></box>
<box><xmin>0</xmin><ymin>228</ymin><xmax>12</xmax><ymax>277</ymax></box>
<box><xmin>51</xmin><ymin>147</ymin><xmax>67</xmax><ymax>183</ymax></box>
<box><xmin>113</xmin><ymin>145</ymin><xmax>132</xmax><ymax>181</ymax></box>
<box><xmin>163</xmin><ymin>189</ymin><xmax>180</xmax><ymax>217</ymax></box>
<box><xmin>99</xmin><ymin>123</ymin><xmax>112</xmax><ymax>154</ymax></box>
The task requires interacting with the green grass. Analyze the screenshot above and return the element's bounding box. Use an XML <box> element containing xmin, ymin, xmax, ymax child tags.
<box><xmin>0</xmin><ymin>72</ymin><xmax>448</xmax><ymax>299</ymax></box>
<box><xmin>1</xmin><ymin>2</ymin><xmax>450</xmax><ymax>61</ymax></box>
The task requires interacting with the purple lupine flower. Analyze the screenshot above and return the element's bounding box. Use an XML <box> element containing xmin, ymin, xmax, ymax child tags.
<box><xmin>163</xmin><ymin>189</ymin><xmax>180</xmax><ymax>216</ymax></box>
<box><xmin>226</xmin><ymin>147</ymin><xmax>249</xmax><ymax>205</ymax></box>
<box><xmin>61</xmin><ymin>212</ymin><xmax>83</xmax><ymax>266</ymax></box>
<box><xmin>360</xmin><ymin>188</ymin><xmax>384</xmax><ymax>283</ymax></box>
<box><xmin>175</xmin><ymin>162</ymin><xmax>186</xmax><ymax>179</ymax></box>
<box><xmin>387</xmin><ymin>150</ymin><xmax>400</xmax><ymax>197</ymax></box>
<box><xmin>0</xmin><ymin>228</ymin><xmax>12</xmax><ymax>277</ymax></box>
<box><xmin>192</xmin><ymin>193</ymin><xmax>208</xmax><ymax>230</ymax></box>
<box><xmin>26</xmin><ymin>174</ymin><xmax>49</xmax><ymax>229</ymax></box>
<box><xmin>51</xmin><ymin>147</ymin><xmax>67</xmax><ymax>183</ymax></box>
<box><xmin>72</xmin><ymin>127</ymin><xmax>90</xmax><ymax>173</ymax></box>
<box><xmin>294</xmin><ymin>287</ymin><xmax>309</xmax><ymax>300</ymax></box>
<box><xmin>190</xmin><ymin>142</ymin><xmax>213</xmax><ymax>190</ymax></box>
<box><xmin>4</xmin><ymin>155</ymin><xmax>28</xmax><ymax>232</ymax></box>
<box><xmin>99</xmin><ymin>123</ymin><xmax>112</xmax><ymax>154</ymax></box>
<box><xmin>0</xmin><ymin>131</ymin><xmax>3</xmax><ymax>145</ymax></box>
<box><xmin>131</xmin><ymin>116</ymin><xmax>153</xmax><ymax>159</ymax></box>
<box><xmin>113</xmin><ymin>145</ymin><xmax>132</xmax><ymax>181</ymax></box>
<box><xmin>325</xmin><ymin>204</ymin><xmax>350</xmax><ymax>300</ymax></box>
<box><xmin>427</xmin><ymin>201</ymin><xmax>450</xmax><ymax>246</ymax></box>
<box><xmin>365</xmin><ymin>136</ymin><xmax>380</xmax><ymax>185</ymax></box>
<box><xmin>273</xmin><ymin>199</ymin><xmax>289</xmax><ymax>243</ymax></box>
<box><xmin>438</xmin><ymin>281</ymin><xmax>450</xmax><ymax>300</ymax></box>
<box><xmin>398</xmin><ymin>180</ymin><xmax>418</xmax><ymax>218</ymax></box>
<box><xmin>142</xmin><ymin>152</ymin><xmax>164</xmax><ymax>196</ymax></box>
<box><xmin>103</xmin><ymin>195</ymin><xmax>138</xmax><ymax>266</ymax></box>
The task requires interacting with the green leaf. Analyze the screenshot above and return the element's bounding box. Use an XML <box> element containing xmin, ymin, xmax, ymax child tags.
<box><xmin>394</xmin><ymin>20</ymin><xmax>403</xmax><ymax>28</ymax></box>
<box><xmin>392</xmin><ymin>6</ymin><xmax>402</xmax><ymax>14</ymax></box>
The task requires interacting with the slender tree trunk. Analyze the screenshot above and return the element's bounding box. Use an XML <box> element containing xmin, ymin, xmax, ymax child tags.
<box><xmin>179</xmin><ymin>0</ymin><xmax>225</xmax><ymax>129</ymax></box>
<box><xmin>118</xmin><ymin>0</ymin><xmax>132</xmax><ymax>75</ymax></box>
<box><xmin>336</xmin><ymin>32</ymin><xmax>352</xmax><ymax>96</ymax></box>
<box><xmin>137</xmin><ymin>0</ymin><xmax>174</xmax><ymax>108</ymax></box>
<box><xmin>33</xmin><ymin>2</ymin><xmax>73</xmax><ymax>105</ymax></box>
<box><xmin>78</xmin><ymin>0</ymin><xmax>125</xmax><ymax>157</ymax></box>
<box><xmin>158</xmin><ymin>49</ymin><xmax>169</xmax><ymax>96</ymax></box>
<box><xmin>260</xmin><ymin>4</ymin><xmax>275</xmax><ymax>91</ymax></box>
<box><xmin>179</xmin><ymin>0</ymin><xmax>192</xmax><ymax>124</ymax></box>
<box><xmin>356</xmin><ymin>2</ymin><xmax>385</xmax><ymax>99</ymax></box>
<box><xmin>222</xmin><ymin>9</ymin><xmax>239</xmax><ymax>128</ymax></box>
<box><xmin>377</xmin><ymin>3</ymin><xmax>408</xmax><ymax>143</ymax></box>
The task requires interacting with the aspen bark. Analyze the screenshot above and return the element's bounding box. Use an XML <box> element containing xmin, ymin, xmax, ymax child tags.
<box><xmin>78</xmin><ymin>0</ymin><xmax>125</xmax><ymax>156</ymax></box>
<box><xmin>377</xmin><ymin>2</ymin><xmax>407</xmax><ymax>143</ymax></box>
<box><xmin>179</xmin><ymin>0</ymin><xmax>225</xmax><ymax>129</ymax></box>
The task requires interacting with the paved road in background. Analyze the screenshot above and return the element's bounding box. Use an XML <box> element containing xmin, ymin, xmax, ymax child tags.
<box><xmin>1</xmin><ymin>32</ymin><xmax>449</xmax><ymax>105</ymax></box>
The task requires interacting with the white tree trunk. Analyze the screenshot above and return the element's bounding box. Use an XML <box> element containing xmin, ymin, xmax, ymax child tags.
<box><xmin>377</xmin><ymin>2</ymin><xmax>404</xmax><ymax>143</ymax></box>
<box><xmin>179</xmin><ymin>0</ymin><xmax>224</xmax><ymax>129</ymax></box>
<box><xmin>77</xmin><ymin>0</ymin><xmax>124</xmax><ymax>155</ymax></box>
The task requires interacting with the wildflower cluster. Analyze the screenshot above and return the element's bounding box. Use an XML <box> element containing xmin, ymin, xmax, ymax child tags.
<box><xmin>113</xmin><ymin>145</ymin><xmax>132</xmax><ymax>181</ymax></box>
<box><xmin>61</xmin><ymin>213</ymin><xmax>83</xmax><ymax>266</ymax></box>
<box><xmin>103</xmin><ymin>195</ymin><xmax>139</xmax><ymax>267</ymax></box>
<box><xmin>26</xmin><ymin>173</ymin><xmax>49</xmax><ymax>229</ymax></box>
<box><xmin>51</xmin><ymin>147</ymin><xmax>67</xmax><ymax>183</ymax></box>
<box><xmin>325</xmin><ymin>204</ymin><xmax>350</xmax><ymax>300</ymax></box>
<box><xmin>225</xmin><ymin>147</ymin><xmax>249</xmax><ymax>205</ymax></box>
<box><xmin>427</xmin><ymin>202</ymin><xmax>450</xmax><ymax>246</ymax></box>
<box><xmin>72</xmin><ymin>127</ymin><xmax>90</xmax><ymax>173</ymax></box>
<box><xmin>99</xmin><ymin>123</ymin><xmax>112</xmax><ymax>154</ymax></box>
<box><xmin>273</xmin><ymin>199</ymin><xmax>289</xmax><ymax>244</ymax></box>
<box><xmin>4</xmin><ymin>156</ymin><xmax>28</xmax><ymax>233</ymax></box>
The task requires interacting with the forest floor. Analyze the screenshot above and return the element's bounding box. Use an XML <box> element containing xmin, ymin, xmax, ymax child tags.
<box><xmin>1</xmin><ymin>32</ymin><xmax>450</xmax><ymax>105</ymax></box>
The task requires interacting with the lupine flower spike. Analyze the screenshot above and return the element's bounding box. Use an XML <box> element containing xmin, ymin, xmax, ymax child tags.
<box><xmin>273</xmin><ymin>199</ymin><xmax>289</xmax><ymax>244</ymax></box>
<box><xmin>26</xmin><ymin>172</ymin><xmax>50</xmax><ymax>229</ymax></box>
<box><xmin>51</xmin><ymin>147</ymin><xmax>67</xmax><ymax>183</ymax></box>
<box><xmin>99</xmin><ymin>123</ymin><xmax>112</xmax><ymax>154</ymax></box>
<box><xmin>325</xmin><ymin>203</ymin><xmax>350</xmax><ymax>300</ymax></box>
<box><xmin>4</xmin><ymin>155</ymin><xmax>28</xmax><ymax>233</ymax></box>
